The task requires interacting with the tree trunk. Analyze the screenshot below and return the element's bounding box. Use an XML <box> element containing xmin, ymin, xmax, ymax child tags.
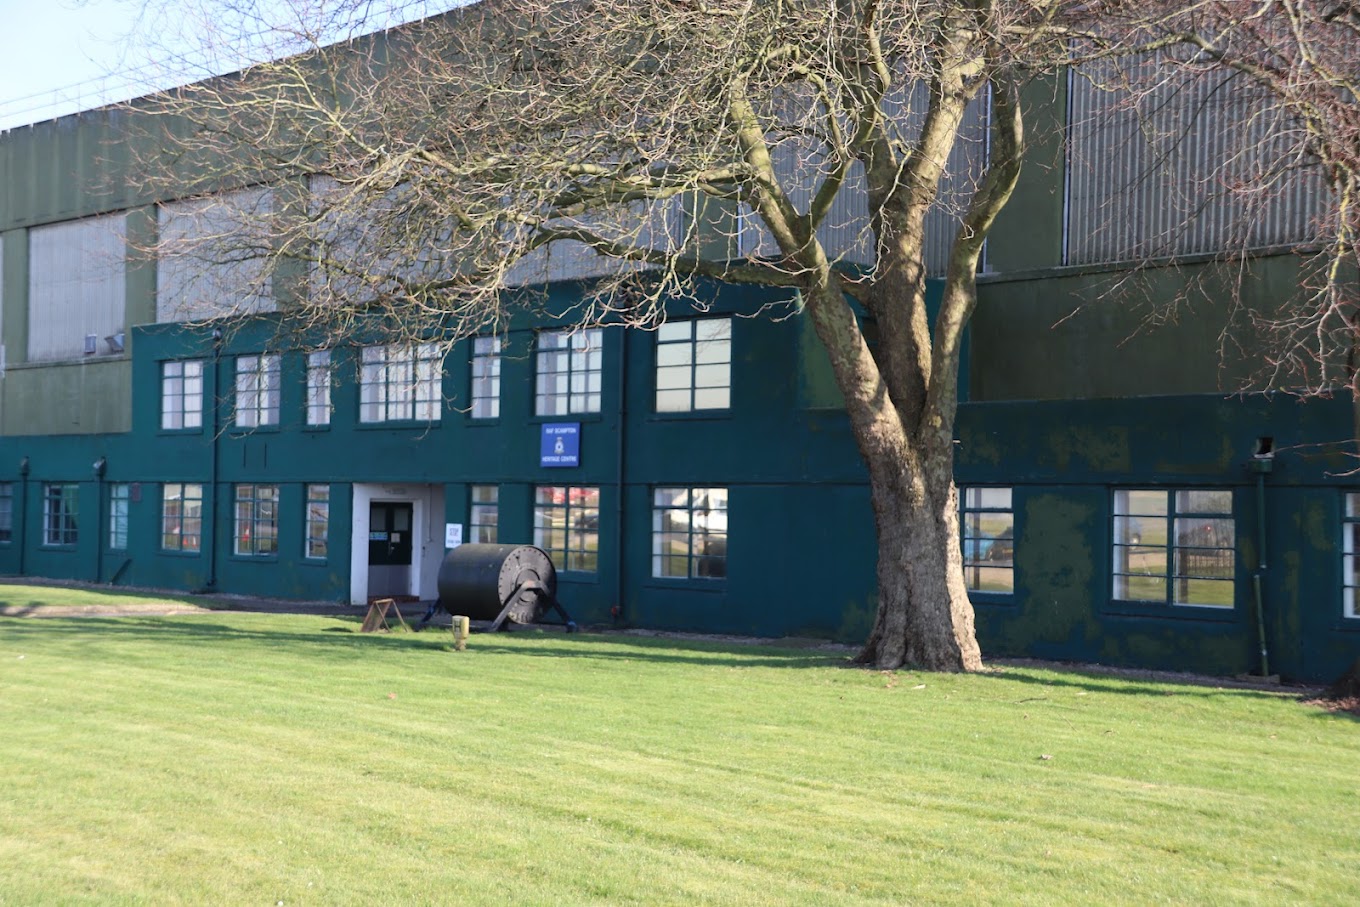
<box><xmin>851</xmin><ymin>431</ymin><xmax>982</xmax><ymax>672</ymax></box>
<box><xmin>798</xmin><ymin>279</ymin><xmax>982</xmax><ymax>673</ymax></box>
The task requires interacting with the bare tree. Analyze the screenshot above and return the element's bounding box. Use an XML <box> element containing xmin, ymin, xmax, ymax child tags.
<box><xmin>118</xmin><ymin>0</ymin><xmax>1241</xmax><ymax>671</ymax></box>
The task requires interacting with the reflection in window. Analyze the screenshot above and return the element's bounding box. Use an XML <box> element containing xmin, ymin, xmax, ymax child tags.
<box><xmin>161</xmin><ymin>360</ymin><xmax>205</xmax><ymax>430</ymax></box>
<box><xmin>235</xmin><ymin>353</ymin><xmax>281</xmax><ymax>427</ymax></box>
<box><xmin>533</xmin><ymin>486</ymin><xmax>599</xmax><ymax>572</ymax></box>
<box><xmin>652</xmin><ymin>487</ymin><xmax>728</xmax><ymax>579</ymax></box>
<box><xmin>234</xmin><ymin>484</ymin><xmax>278</xmax><ymax>556</ymax></box>
<box><xmin>471</xmin><ymin>337</ymin><xmax>501</xmax><ymax>419</ymax></box>
<box><xmin>43</xmin><ymin>483</ymin><xmax>79</xmax><ymax>546</ymax></box>
<box><xmin>305</xmin><ymin>484</ymin><xmax>329</xmax><ymax>559</ymax></box>
<box><xmin>960</xmin><ymin>487</ymin><xmax>1013</xmax><ymax>593</ymax></box>
<box><xmin>655</xmin><ymin>318</ymin><xmax>732</xmax><ymax>412</ymax></box>
<box><xmin>470</xmin><ymin>485</ymin><xmax>498</xmax><ymax>544</ymax></box>
<box><xmin>1344</xmin><ymin>494</ymin><xmax>1360</xmax><ymax>619</ymax></box>
<box><xmin>306</xmin><ymin>350</ymin><xmax>332</xmax><ymax>426</ymax></box>
<box><xmin>0</xmin><ymin>483</ymin><xmax>13</xmax><ymax>543</ymax></box>
<box><xmin>109</xmin><ymin>483</ymin><xmax>130</xmax><ymax>550</ymax></box>
<box><xmin>162</xmin><ymin>483</ymin><xmax>203</xmax><ymax>552</ymax></box>
<box><xmin>536</xmin><ymin>330</ymin><xmax>602</xmax><ymax>415</ymax></box>
<box><xmin>359</xmin><ymin>343</ymin><xmax>441</xmax><ymax>422</ymax></box>
<box><xmin>1113</xmin><ymin>489</ymin><xmax>1235</xmax><ymax>608</ymax></box>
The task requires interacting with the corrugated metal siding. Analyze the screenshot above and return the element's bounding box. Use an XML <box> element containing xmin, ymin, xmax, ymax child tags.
<box><xmin>738</xmin><ymin>85</ymin><xmax>990</xmax><ymax>277</ymax></box>
<box><xmin>158</xmin><ymin>187</ymin><xmax>275</xmax><ymax>323</ymax></box>
<box><xmin>27</xmin><ymin>213</ymin><xmax>126</xmax><ymax>362</ymax></box>
<box><xmin>505</xmin><ymin>198</ymin><xmax>687</xmax><ymax>288</ymax></box>
<box><xmin>1066</xmin><ymin>60</ymin><xmax>1325</xmax><ymax>265</ymax></box>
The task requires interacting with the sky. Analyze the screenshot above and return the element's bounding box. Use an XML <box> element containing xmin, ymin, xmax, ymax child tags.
<box><xmin>0</xmin><ymin>0</ymin><xmax>448</xmax><ymax>132</ymax></box>
<box><xmin>0</xmin><ymin>0</ymin><xmax>145</xmax><ymax>130</ymax></box>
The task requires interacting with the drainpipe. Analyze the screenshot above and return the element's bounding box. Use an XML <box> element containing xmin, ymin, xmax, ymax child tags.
<box><xmin>92</xmin><ymin>457</ymin><xmax>107</xmax><ymax>582</ymax></box>
<box><xmin>1249</xmin><ymin>438</ymin><xmax>1274</xmax><ymax>678</ymax></box>
<box><xmin>201</xmin><ymin>328</ymin><xmax>223</xmax><ymax>591</ymax></box>
<box><xmin>612</xmin><ymin>327</ymin><xmax>628</xmax><ymax>624</ymax></box>
<box><xmin>17</xmin><ymin>456</ymin><xmax>29</xmax><ymax>576</ymax></box>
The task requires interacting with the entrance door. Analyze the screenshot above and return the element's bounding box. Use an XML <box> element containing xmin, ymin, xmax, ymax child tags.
<box><xmin>367</xmin><ymin>502</ymin><xmax>414</xmax><ymax>598</ymax></box>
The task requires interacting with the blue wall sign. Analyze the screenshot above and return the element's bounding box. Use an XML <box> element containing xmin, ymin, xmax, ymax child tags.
<box><xmin>540</xmin><ymin>422</ymin><xmax>581</xmax><ymax>467</ymax></box>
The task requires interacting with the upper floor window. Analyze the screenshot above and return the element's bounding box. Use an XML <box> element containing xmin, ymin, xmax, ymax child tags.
<box><xmin>305</xmin><ymin>484</ymin><xmax>329</xmax><ymax>559</ymax></box>
<box><xmin>533</xmin><ymin>485</ymin><xmax>599</xmax><ymax>572</ymax></box>
<box><xmin>161</xmin><ymin>360</ymin><xmax>205</xmax><ymax>430</ymax></box>
<box><xmin>162</xmin><ymin>483</ymin><xmax>203</xmax><ymax>553</ymax></box>
<box><xmin>234</xmin><ymin>484</ymin><xmax>278</xmax><ymax>556</ymax></box>
<box><xmin>43</xmin><ymin>483</ymin><xmax>78</xmax><ymax>547</ymax></box>
<box><xmin>0</xmin><ymin>483</ymin><xmax>14</xmax><ymax>543</ymax></box>
<box><xmin>470</xmin><ymin>485</ymin><xmax>498</xmax><ymax>544</ymax></box>
<box><xmin>235</xmin><ymin>354</ymin><xmax>281</xmax><ymax>428</ymax></box>
<box><xmin>359</xmin><ymin>343</ymin><xmax>441</xmax><ymax>423</ymax></box>
<box><xmin>536</xmin><ymin>329</ymin><xmax>602</xmax><ymax>416</ymax></box>
<box><xmin>960</xmin><ymin>487</ymin><xmax>1014</xmax><ymax>594</ymax></box>
<box><xmin>471</xmin><ymin>336</ymin><xmax>501</xmax><ymax>419</ymax></box>
<box><xmin>652</xmin><ymin>487</ymin><xmax>728</xmax><ymax>579</ymax></box>
<box><xmin>305</xmin><ymin>350</ymin><xmax>332</xmax><ymax>426</ymax></box>
<box><xmin>109</xmin><ymin>483</ymin><xmax>130</xmax><ymax>550</ymax></box>
<box><xmin>1113</xmin><ymin>489</ymin><xmax>1234</xmax><ymax>609</ymax></box>
<box><xmin>656</xmin><ymin>318</ymin><xmax>732</xmax><ymax>412</ymax></box>
<box><xmin>1343</xmin><ymin>493</ymin><xmax>1360</xmax><ymax>619</ymax></box>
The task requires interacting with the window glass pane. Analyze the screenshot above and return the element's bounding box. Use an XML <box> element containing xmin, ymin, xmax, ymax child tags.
<box><xmin>656</xmin><ymin>343</ymin><xmax>693</xmax><ymax>367</ymax></box>
<box><xmin>1176</xmin><ymin>489</ymin><xmax>1232</xmax><ymax>514</ymax></box>
<box><xmin>657</xmin><ymin>321</ymin><xmax>691</xmax><ymax>342</ymax></box>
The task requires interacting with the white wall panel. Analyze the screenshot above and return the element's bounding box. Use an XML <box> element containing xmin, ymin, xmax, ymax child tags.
<box><xmin>158</xmin><ymin>187</ymin><xmax>275</xmax><ymax>322</ymax></box>
<box><xmin>28</xmin><ymin>213</ymin><xmax>126</xmax><ymax>362</ymax></box>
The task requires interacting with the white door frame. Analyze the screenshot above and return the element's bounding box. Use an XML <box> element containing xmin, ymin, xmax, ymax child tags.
<box><xmin>349</xmin><ymin>483</ymin><xmax>444</xmax><ymax>605</ymax></box>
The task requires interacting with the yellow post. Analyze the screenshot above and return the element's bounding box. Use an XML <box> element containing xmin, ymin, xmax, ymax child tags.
<box><xmin>451</xmin><ymin>615</ymin><xmax>470</xmax><ymax>651</ymax></box>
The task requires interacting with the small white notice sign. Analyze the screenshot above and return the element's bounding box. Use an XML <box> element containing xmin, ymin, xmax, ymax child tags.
<box><xmin>444</xmin><ymin>523</ymin><xmax>464</xmax><ymax>549</ymax></box>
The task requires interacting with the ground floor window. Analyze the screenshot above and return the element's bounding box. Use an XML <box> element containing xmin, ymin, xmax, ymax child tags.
<box><xmin>652</xmin><ymin>487</ymin><xmax>728</xmax><ymax>579</ymax></box>
<box><xmin>1344</xmin><ymin>493</ymin><xmax>1360</xmax><ymax>619</ymax></box>
<box><xmin>43</xmin><ymin>483</ymin><xmax>78</xmax><ymax>546</ymax></box>
<box><xmin>533</xmin><ymin>486</ymin><xmax>599</xmax><ymax>572</ymax></box>
<box><xmin>162</xmin><ymin>483</ymin><xmax>204</xmax><ymax>552</ymax></box>
<box><xmin>305</xmin><ymin>485</ymin><xmax>329</xmax><ymax>559</ymax></box>
<box><xmin>959</xmin><ymin>487</ymin><xmax>1013</xmax><ymax>594</ymax></box>
<box><xmin>470</xmin><ymin>485</ymin><xmax>498</xmax><ymax>544</ymax></box>
<box><xmin>109</xmin><ymin>483</ymin><xmax>130</xmax><ymax>550</ymax></box>
<box><xmin>234</xmin><ymin>484</ymin><xmax>279</xmax><ymax>556</ymax></box>
<box><xmin>1113</xmin><ymin>489</ymin><xmax>1234</xmax><ymax>608</ymax></box>
<box><xmin>0</xmin><ymin>483</ymin><xmax>12</xmax><ymax>543</ymax></box>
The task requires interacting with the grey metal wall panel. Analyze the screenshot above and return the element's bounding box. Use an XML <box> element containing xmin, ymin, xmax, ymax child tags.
<box><xmin>737</xmin><ymin>84</ymin><xmax>989</xmax><ymax>277</ymax></box>
<box><xmin>27</xmin><ymin>212</ymin><xmax>126</xmax><ymax>362</ymax></box>
<box><xmin>157</xmin><ymin>187</ymin><xmax>275</xmax><ymax>323</ymax></box>
<box><xmin>1066</xmin><ymin>60</ymin><xmax>1325</xmax><ymax>265</ymax></box>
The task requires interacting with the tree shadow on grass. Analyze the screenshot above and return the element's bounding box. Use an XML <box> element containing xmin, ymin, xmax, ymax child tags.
<box><xmin>0</xmin><ymin>616</ymin><xmax>848</xmax><ymax>670</ymax></box>
<box><xmin>983</xmin><ymin>662</ymin><xmax>1324</xmax><ymax>711</ymax></box>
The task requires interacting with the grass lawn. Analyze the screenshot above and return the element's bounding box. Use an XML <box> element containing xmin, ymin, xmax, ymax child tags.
<box><xmin>0</xmin><ymin>611</ymin><xmax>1356</xmax><ymax>905</ymax></box>
<box><xmin>0</xmin><ymin>582</ymin><xmax>217</xmax><ymax>615</ymax></box>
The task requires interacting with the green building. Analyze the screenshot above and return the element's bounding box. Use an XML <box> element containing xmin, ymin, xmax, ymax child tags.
<box><xmin>1</xmin><ymin>35</ymin><xmax>1357</xmax><ymax>683</ymax></box>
